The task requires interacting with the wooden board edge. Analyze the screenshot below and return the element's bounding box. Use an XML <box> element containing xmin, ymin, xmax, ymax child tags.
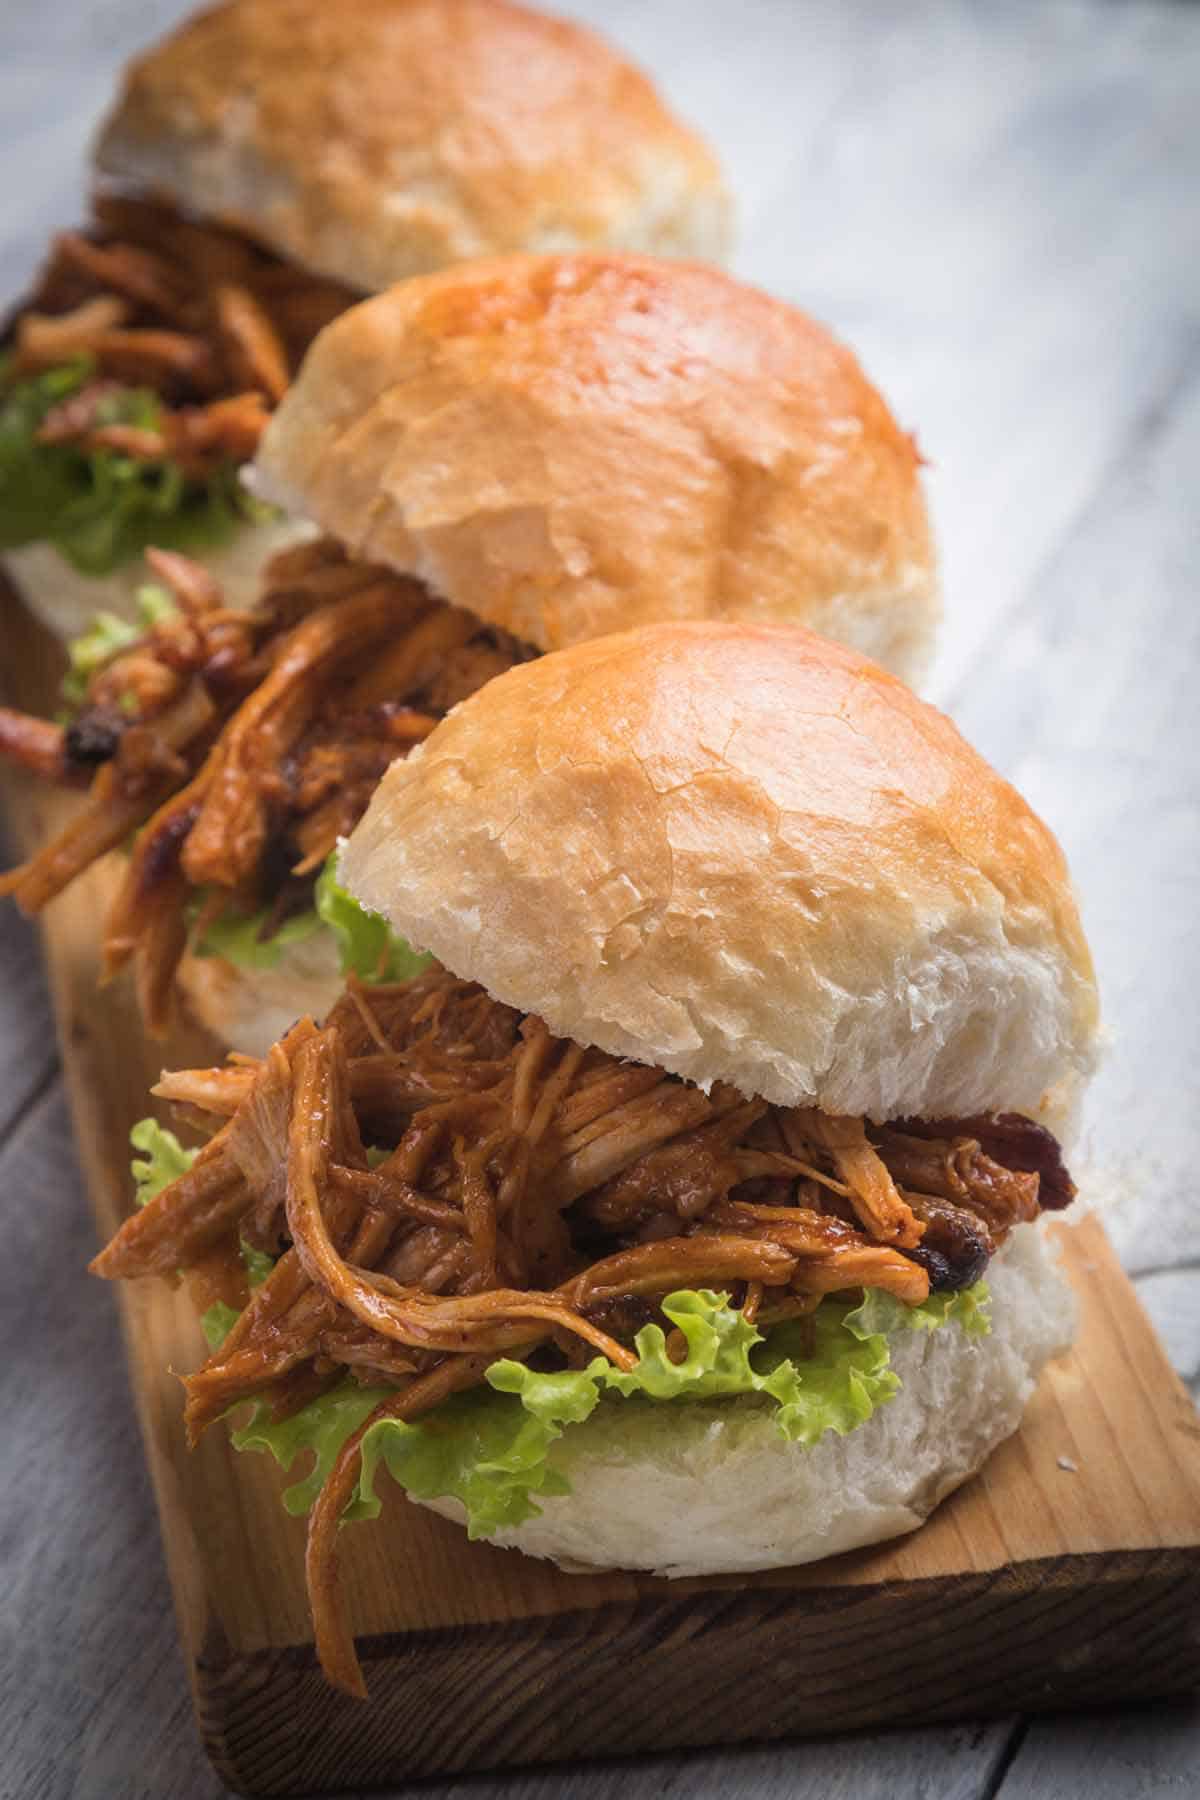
<box><xmin>196</xmin><ymin>1547</ymin><xmax>1200</xmax><ymax>1796</ymax></box>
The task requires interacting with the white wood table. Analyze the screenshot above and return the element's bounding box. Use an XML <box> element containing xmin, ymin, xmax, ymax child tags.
<box><xmin>2</xmin><ymin>1</ymin><xmax>1198</xmax><ymax>1795</ymax></box>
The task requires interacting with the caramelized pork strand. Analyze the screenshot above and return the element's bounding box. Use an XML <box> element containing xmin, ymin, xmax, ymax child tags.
<box><xmin>92</xmin><ymin>967</ymin><xmax>1076</xmax><ymax>1694</ymax></box>
<box><xmin>9</xmin><ymin>197</ymin><xmax>356</xmax><ymax>478</ymax></box>
<box><xmin>0</xmin><ymin>540</ymin><xmax>529</xmax><ymax>1030</ymax></box>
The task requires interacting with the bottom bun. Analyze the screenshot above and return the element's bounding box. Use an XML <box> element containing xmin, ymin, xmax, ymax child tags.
<box><xmin>803</xmin><ymin>568</ymin><xmax>936</xmax><ymax>692</ymax></box>
<box><xmin>4</xmin><ymin>515</ymin><xmax>316</xmax><ymax>642</ymax></box>
<box><xmin>176</xmin><ymin>931</ymin><xmax>343</xmax><ymax>1056</ymax></box>
<box><xmin>422</xmin><ymin>1222</ymin><xmax>1074</xmax><ymax>1575</ymax></box>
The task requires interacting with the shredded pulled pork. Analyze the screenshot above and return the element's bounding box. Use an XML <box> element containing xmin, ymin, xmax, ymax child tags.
<box><xmin>0</xmin><ymin>540</ymin><xmax>527</xmax><ymax>1027</ymax></box>
<box><xmin>91</xmin><ymin>968</ymin><xmax>1076</xmax><ymax>1696</ymax></box>
<box><xmin>8</xmin><ymin>197</ymin><xmax>356</xmax><ymax>477</ymax></box>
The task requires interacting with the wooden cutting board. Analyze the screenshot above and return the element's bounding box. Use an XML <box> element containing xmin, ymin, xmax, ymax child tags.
<box><xmin>3</xmin><ymin>584</ymin><xmax>1200</xmax><ymax>1797</ymax></box>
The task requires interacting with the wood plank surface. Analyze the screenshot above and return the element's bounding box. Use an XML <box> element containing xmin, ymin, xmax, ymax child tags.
<box><xmin>998</xmin><ymin>1702</ymin><xmax>1200</xmax><ymax>1800</ymax></box>
<box><xmin>0</xmin><ymin>848</ymin><xmax>55</xmax><ymax>1141</ymax></box>
<box><xmin>3</xmin><ymin>586</ymin><xmax>1200</xmax><ymax>1795</ymax></box>
<box><xmin>0</xmin><ymin>1082</ymin><xmax>218</xmax><ymax>1800</ymax></box>
<box><xmin>3</xmin><ymin>1</ymin><xmax>1200</xmax><ymax>1796</ymax></box>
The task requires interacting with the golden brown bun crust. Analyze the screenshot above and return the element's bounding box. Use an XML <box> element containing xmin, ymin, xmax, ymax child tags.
<box><xmin>94</xmin><ymin>0</ymin><xmax>731</xmax><ymax>291</ymax></box>
<box><xmin>255</xmin><ymin>255</ymin><xmax>938</xmax><ymax>682</ymax></box>
<box><xmin>340</xmin><ymin>622</ymin><xmax>1099</xmax><ymax>1118</ymax></box>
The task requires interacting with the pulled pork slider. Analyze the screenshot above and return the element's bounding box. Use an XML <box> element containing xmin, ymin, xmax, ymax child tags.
<box><xmin>2</xmin><ymin>254</ymin><xmax>936</xmax><ymax>1055</ymax></box>
<box><xmin>2</xmin><ymin>0</ymin><xmax>730</xmax><ymax>639</ymax></box>
<box><xmin>93</xmin><ymin>620</ymin><xmax>1098</xmax><ymax>1697</ymax></box>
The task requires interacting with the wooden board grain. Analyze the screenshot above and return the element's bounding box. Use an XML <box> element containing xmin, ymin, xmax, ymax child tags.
<box><xmin>3</xmin><ymin>584</ymin><xmax>1200</xmax><ymax>1798</ymax></box>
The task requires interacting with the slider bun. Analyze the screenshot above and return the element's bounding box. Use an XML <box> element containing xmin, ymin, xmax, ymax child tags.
<box><xmin>423</xmin><ymin>1224</ymin><xmax>1075</xmax><ymax>1573</ymax></box>
<box><xmin>340</xmin><ymin>622</ymin><xmax>1100</xmax><ymax>1121</ymax></box>
<box><xmin>3</xmin><ymin>515</ymin><xmax>315</xmax><ymax>643</ymax></box>
<box><xmin>255</xmin><ymin>254</ymin><xmax>938</xmax><ymax>683</ymax></box>
<box><xmin>176</xmin><ymin>933</ymin><xmax>342</xmax><ymax>1059</ymax></box>
<box><xmin>94</xmin><ymin>0</ymin><xmax>731</xmax><ymax>293</ymax></box>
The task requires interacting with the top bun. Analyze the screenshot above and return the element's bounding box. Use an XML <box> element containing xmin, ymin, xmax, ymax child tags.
<box><xmin>93</xmin><ymin>0</ymin><xmax>731</xmax><ymax>292</ymax></box>
<box><xmin>255</xmin><ymin>255</ymin><xmax>939</xmax><ymax>682</ymax></box>
<box><xmin>339</xmin><ymin>622</ymin><xmax>1099</xmax><ymax>1121</ymax></box>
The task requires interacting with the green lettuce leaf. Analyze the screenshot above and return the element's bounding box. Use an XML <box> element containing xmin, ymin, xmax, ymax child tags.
<box><xmin>240</xmin><ymin>1241</ymin><xmax>276</xmax><ymax>1289</ymax></box>
<box><xmin>189</xmin><ymin>853</ymin><xmax>431</xmax><ymax>983</ymax></box>
<box><xmin>189</xmin><ymin>901</ymin><xmax>325</xmax><ymax>971</ymax></box>
<box><xmin>61</xmin><ymin>582</ymin><xmax>178</xmax><ymax>708</ymax></box>
<box><xmin>847</xmin><ymin>1282</ymin><xmax>992</xmax><ymax>1340</ymax></box>
<box><xmin>128</xmin><ymin>1121</ymin><xmax>271</xmax><ymax>1346</ymax></box>
<box><xmin>228</xmin><ymin>1281</ymin><xmax>990</xmax><ymax>1539</ymax></box>
<box><xmin>0</xmin><ymin>355</ymin><xmax>274</xmax><ymax>576</ymax></box>
<box><xmin>233</xmin><ymin>1383</ymin><xmax>392</xmax><ymax>1515</ymax></box>
<box><xmin>313</xmin><ymin>854</ymin><xmax>433</xmax><ymax>983</ymax></box>
<box><xmin>130</xmin><ymin>1116</ymin><xmax>196</xmax><ymax>1206</ymax></box>
<box><xmin>202</xmin><ymin>1301</ymin><xmax>243</xmax><ymax>1353</ymax></box>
